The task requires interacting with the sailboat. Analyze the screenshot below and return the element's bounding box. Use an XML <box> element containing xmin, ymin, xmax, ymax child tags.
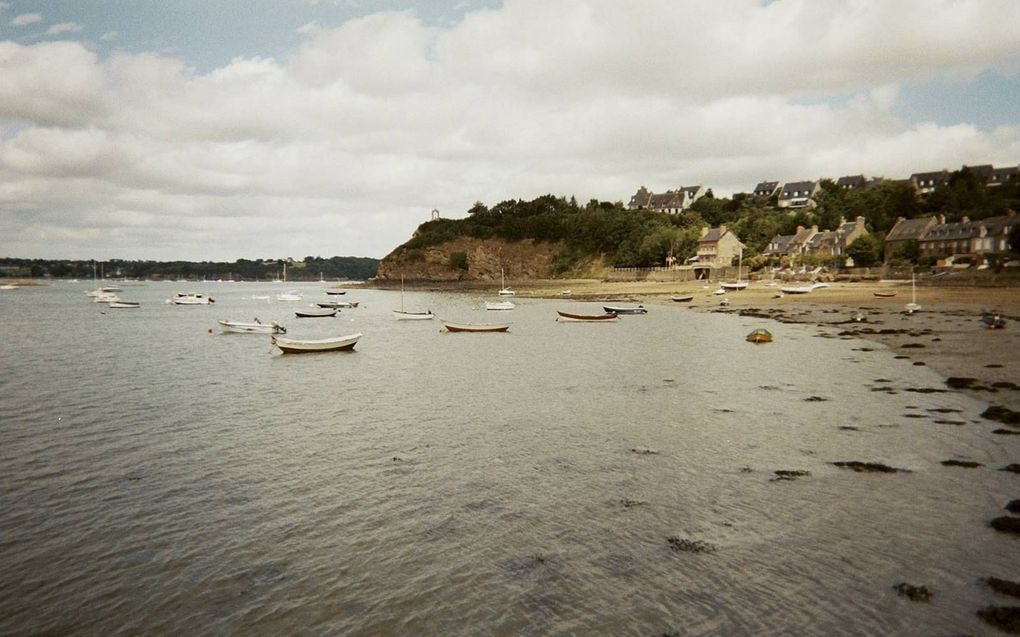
<box><xmin>905</xmin><ymin>271</ymin><xmax>921</xmax><ymax>314</ymax></box>
<box><xmin>498</xmin><ymin>268</ymin><xmax>515</xmax><ymax>297</ymax></box>
<box><xmin>393</xmin><ymin>275</ymin><xmax>434</xmax><ymax>320</ymax></box>
<box><xmin>721</xmin><ymin>247</ymin><xmax>748</xmax><ymax>290</ymax></box>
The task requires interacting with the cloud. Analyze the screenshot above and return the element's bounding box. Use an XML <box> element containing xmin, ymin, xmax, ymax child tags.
<box><xmin>10</xmin><ymin>12</ymin><xmax>42</xmax><ymax>26</ymax></box>
<box><xmin>46</xmin><ymin>22</ymin><xmax>83</xmax><ymax>36</ymax></box>
<box><xmin>1</xmin><ymin>0</ymin><xmax>1019</xmax><ymax>261</ymax></box>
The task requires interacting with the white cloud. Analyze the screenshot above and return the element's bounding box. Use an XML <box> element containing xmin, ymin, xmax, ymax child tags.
<box><xmin>46</xmin><ymin>22</ymin><xmax>83</xmax><ymax>36</ymax></box>
<box><xmin>9</xmin><ymin>12</ymin><xmax>42</xmax><ymax>26</ymax></box>
<box><xmin>1</xmin><ymin>0</ymin><xmax>1019</xmax><ymax>260</ymax></box>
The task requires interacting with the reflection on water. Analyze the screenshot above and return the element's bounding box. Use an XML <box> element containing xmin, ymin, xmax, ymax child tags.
<box><xmin>0</xmin><ymin>282</ymin><xmax>1014</xmax><ymax>636</ymax></box>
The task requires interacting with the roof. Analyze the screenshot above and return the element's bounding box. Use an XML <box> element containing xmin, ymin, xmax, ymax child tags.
<box><xmin>923</xmin><ymin>220</ymin><xmax>982</xmax><ymax>242</ymax></box>
<box><xmin>754</xmin><ymin>181</ymin><xmax>779</xmax><ymax>194</ymax></box>
<box><xmin>989</xmin><ymin>166</ymin><xmax>1019</xmax><ymax>184</ymax></box>
<box><xmin>909</xmin><ymin>170</ymin><xmax>949</xmax><ymax>185</ymax></box>
<box><xmin>699</xmin><ymin>227</ymin><xmax>726</xmax><ymax>243</ymax></box>
<box><xmin>886</xmin><ymin>216</ymin><xmax>937</xmax><ymax>242</ymax></box>
<box><xmin>807</xmin><ymin>230</ymin><xmax>838</xmax><ymax>249</ymax></box>
<box><xmin>779</xmin><ymin>181</ymin><xmax>817</xmax><ymax>199</ymax></box>
<box><xmin>764</xmin><ymin>234</ymin><xmax>794</xmax><ymax>254</ymax></box>
<box><xmin>978</xmin><ymin>214</ymin><xmax>1020</xmax><ymax>235</ymax></box>
<box><xmin>836</xmin><ymin>175</ymin><xmax>867</xmax><ymax>188</ymax></box>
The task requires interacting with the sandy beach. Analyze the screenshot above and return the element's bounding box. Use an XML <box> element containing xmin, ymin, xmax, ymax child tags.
<box><xmin>497</xmin><ymin>278</ymin><xmax>1020</xmax><ymax>418</ymax></box>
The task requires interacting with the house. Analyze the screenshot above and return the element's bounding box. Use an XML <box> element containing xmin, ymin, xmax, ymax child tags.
<box><xmin>627</xmin><ymin>185</ymin><xmax>706</xmax><ymax>213</ymax></box>
<box><xmin>884</xmin><ymin>216</ymin><xmax>938</xmax><ymax>261</ymax></box>
<box><xmin>909</xmin><ymin>170</ymin><xmax>949</xmax><ymax>193</ymax></box>
<box><xmin>836</xmin><ymin>216</ymin><xmax>869</xmax><ymax>250</ymax></box>
<box><xmin>920</xmin><ymin>212</ymin><xmax>1020</xmax><ymax>260</ymax></box>
<box><xmin>988</xmin><ymin>166</ymin><xmax>1019</xmax><ymax>187</ymax></box>
<box><xmin>763</xmin><ymin>233</ymin><xmax>794</xmax><ymax>257</ymax></box>
<box><xmin>696</xmin><ymin>225</ymin><xmax>746</xmax><ymax>269</ymax></box>
<box><xmin>964</xmin><ymin>164</ymin><xmax>995</xmax><ymax>183</ymax></box>
<box><xmin>806</xmin><ymin>216</ymin><xmax>869</xmax><ymax>259</ymax></box>
<box><xmin>777</xmin><ymin>181</ymin><xmax>819</xmax><ymax>208</ymax></box>
<box><xmin>835</xmin><ymin>175</ymin><xmax>867</xmax><ymax>191</ymax></box>
<box><xmin>752</xmin><ymin>181</ymin><xmax>781</xmax><ymax>198</ymax></box>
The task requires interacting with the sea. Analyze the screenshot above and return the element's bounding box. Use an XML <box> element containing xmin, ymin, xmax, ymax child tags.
<box><xmin>0</xmin><ymin>281</ymin><xmax>1014</xmax><ymax>636</ymax></box>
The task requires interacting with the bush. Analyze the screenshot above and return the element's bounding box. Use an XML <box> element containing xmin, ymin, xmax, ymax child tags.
<box><xmin>449</xmin><ymin>251</ymin><xmax>469</xmax><ymax>270</ymax></box>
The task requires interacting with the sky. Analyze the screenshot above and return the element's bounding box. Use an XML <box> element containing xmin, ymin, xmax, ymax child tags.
<box><xmin>1</xmin><ymin>0</ymin><xmax>1019</xmax><ymax>261</ymax></box>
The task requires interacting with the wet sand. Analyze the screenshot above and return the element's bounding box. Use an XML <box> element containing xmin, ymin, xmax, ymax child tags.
<box><xmin>515</xmin><ymin>279</ymin><xmax>1020</xmax><ymax>414</ymax></box>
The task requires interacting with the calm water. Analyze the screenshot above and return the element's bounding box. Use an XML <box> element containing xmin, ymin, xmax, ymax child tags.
<box><xmin>0</xmin><ymin>282</ymin><xmax>1014</xmax><ymax>636</ymax></box>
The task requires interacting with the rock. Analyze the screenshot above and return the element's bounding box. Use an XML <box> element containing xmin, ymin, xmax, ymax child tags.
<box><xmin>771</xmin><ymin>470</ymin><xmax>810</xmax><ymax>481</ymax></box>
<box><xmin>977</xmin><ymin>606</ymin><xmax>1020</xmax><ymax>634</ymax></box>
<box><xmin>1006</xmin><ymin>500</ymin><xmax>1020</xmax><ymax>513</ymax></box>
<box><xmin>893</xmin><ymin>582</ymin><xmax>932</xmax><ymax>602</ymax></box>
<box><xmin>833</xmin><ymin>461</ymin><xmax>909</xmax><ymax>473</ymax></box>
<box><xmin>990</xmin><ymin>517</ymin><xmax>1020</xmax><ymax>534</ymax></box>
<box><xmin>941</xmin><ymin>460</ymin><xmax>984</xmax><ymax>468</ymax></box>
<box><xmin>946</xmin><ymin>377</ymin><xmax>978</xmax><ymax>389</ymax></box>
<box><xmin>983</xmin><ymin>405</ymin><xmax>1020</xmax><ymax>426</ymax></box>
<box><xmin>987</xmin><ymin>577</ymin><xmax>1020</xmax><ymax>599</ymax></box>
<box><xmin>667</xmin><ymin>536</ymin><xmax>717</xmax><ymax>554</ymax></box>
<box><xmin>1002</xmin><ymin>464</ymin><xmax>1020</xmax><ymax>474</ymax></box>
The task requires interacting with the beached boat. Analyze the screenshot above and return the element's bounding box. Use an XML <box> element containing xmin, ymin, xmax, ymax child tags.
<box><xmin>981</xmin><ymin>311</ymin><xmax>1006</xmax><ymax>329</ymax></box>
<box><xmin>556</xmin><ymin>310</ymin><xmax>619</xmax><ymax>322</ymax></box>
<box><xmin>850</xmin><ymin>310</ymin><xmax>867</xmax><ymax>323</ymax></box>
<box><xmin>393</xmin><ymin>275</ymin><xmax>434</xmax><ymax>320</ymax></box>
<box><xmin>219</xmin><ymin>319</ymin><xmax>286</xmax><ymax>334</ymax></box>
<box><xmin>746</xmin><ymin>328</ymin><xmax>773</xmax><ymax>344</ymax></box>
<box><xmin>108</xmin><ymin>301</ymin><xmax>140</xmax><ymax>309</ymax></box>
<box><xmin>271</xmin><ymin>332</ymin><xmax>361</xmax><ymax>353</ymax></box>
<box><xmin>905</xmin><ymin>273</ymin><xmax>920</xmax><ymax>314</ymax></box>
<box><xmin>603</xmin><ymin>305</ymin><xmax>647</xmax><ymax>315</ymax></box>
<box><xmin>441</xmin><ymin>321</ymin><xmax>511</xmax><ymax>333</ymax></box>
<box><xmin>295</xmin><ymin>307</ymin><xmax>337</xmax><ymax>318</ymax></box>
<box><xmin>873</xmin><ymin>291</ymin><xmax>897</xmax><ymax>298</ymax></box>
<box><xmin>720</xmin><ymin>248</ymin><xmax>748</xmax><ymax>290</ymax></box>
<box><xmin>671</xmin><ymin>294</ymin><xmax>694</xmax><ymax>303</ymax></box>
<box><xmin>169</xmin><ymin>292</ymin><xmax>215</xmax><ymax>305</ymax></box>
<box><xmin>779</xmin><ymin>282</ymin><xmax>828</xmax><ymax>295</ymax></box>
<box><xmin>485</xmin><ymin>300</ymin><xmax>515</xmax><ymax>311</ymax></box>
<box><xmin>1</xmin><ymin>283</ymin><xmax>18</xmax><ymax>290</ymax></box>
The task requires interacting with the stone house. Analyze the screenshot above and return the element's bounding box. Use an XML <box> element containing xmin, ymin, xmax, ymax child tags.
<box><xmin>909</xmin><ymin>170</ymin><xmax>949</xmax><ymax>194</ymax></box>
<box><xmin>627</xmin><ymin>185</ymin><xmax>706</xmax><ymax>213</ymax></box>
<box><xmin>919</xmin><ymin>212</ymin><xmax>1019</xmax><ymax>261</ymax></box>
<box><xmin>883</xmin><ymin>216</ymin><xmax>939</xmax><ymax>261</ymax></box>
<box><xmin>835</xmin><ymin>175</ymin><xmax>867</xmax><ymax>191</ymax></box>
<box><xmin>696</xmin><ymin>225</ymin><xmax>746</xmax><ymax>269</ymax></box>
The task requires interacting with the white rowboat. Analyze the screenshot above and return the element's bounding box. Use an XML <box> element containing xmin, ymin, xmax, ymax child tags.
<box><xmin>272</xmin><ymin>332</ymin><xmax>361</xmax><ymax>353</ymax></box>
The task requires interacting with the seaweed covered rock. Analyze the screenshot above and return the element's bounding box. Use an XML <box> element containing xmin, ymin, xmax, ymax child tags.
<box><xmin>941</xmin><ymin>459</ymin><xmax>984</xmax><ymax>468</ymax></box>
<box><xmin>987</xmin><ymin>577</ymin><xmax>1020</xmax><ymax>599</ymax></box>
<box><xmin>667</xmin><ymin>536</ymin><xmax>717</xmax><ymax>554</ymax></box>
<box><xmin>977</xmin><ymin>606</ymin><xmax>1020</xmax><ymax>634</ymax></box>
<box><xmin>990</xmin><ymin>517</ymin><xmax>1020</xmax><ymax>535</ymax></box>
<box><xmin>983</xmin><ymin>405</ymin><xmax>1020</xmax><ymax>426</ymax></box>
<box><xmin>893</xmin><ymin>582</ymin><xmax>932</xmax><ymax>602</ymax></box>
<box><xmin>833</xmin><ymin>461</ymin><xmax>909</xmax><ymax>473</ymax></box>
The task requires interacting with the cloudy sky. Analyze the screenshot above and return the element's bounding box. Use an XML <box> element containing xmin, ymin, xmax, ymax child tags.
<box><xmin>1</xmin><ymin>0</ymin><xmax>1018</xmax><ymax>261</ymax></box>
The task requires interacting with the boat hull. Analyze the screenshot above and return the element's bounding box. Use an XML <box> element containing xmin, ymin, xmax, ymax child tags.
<box><xmin>556</xmin><ymin>311</ymin><xmax>618</xmax><ymax>322</ymax></box>
<box><xmin>670</xmin><ymin>295</ymin><xmax>693</xmax><ymax>302</ymax></box>
<box><xmin>603</xmin><ymin>306</ymin><xmax>646</xmax><ymax>314</ymax></box>
<box><xmin>442</xmin><ymin>322</ymin><xmax>510</xmax><ymax>333</ymax></box>
<box><xmin>393</xmin><ymin>310</ymin><xmax>434</xmax><ymax>320</ymax></box>
<box><xmin>272</xmin><ymin>333</ymin><xmax>361</xmax><ymax>353</ymax></box>
<box><xmin>219</xmin><ymin>320</ymin><xmax>285</xmax><ymax>334</ymax></box>
<box><xmin>720</xmin><ymin>282</ymin><xmax>748</xmax><ymax>290</ymax></box>
<box><xmin>295</xmin><ymin>308</ymin><xmax>337</xmax><ymax>318</ymax></box>
<box><xmin>108</xmin><ymin>301</ymin><xmax>140</xmax><ymax>308</ymax></box>
<box><xmin>485</xmin><ymin>301</ymin><xmax>515</xmax><ymax>311</ymax></box>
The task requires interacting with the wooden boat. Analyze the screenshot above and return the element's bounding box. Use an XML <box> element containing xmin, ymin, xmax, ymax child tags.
<box><xmin>295</xmin><ymin>307</ymin><xmax>337</xmax><ymax>318</ymax></box>
<box><xmin>271</xmin><ymin>332</ymin><xmax>361</xmax><ymax>353</ymax></box>
<box><xmin>219</xmin><ymin>319</ymin><xmax>286</xmax><ymax>334</ymax></box>
<box><xmin>394</xmin><ymin>275</ymin><xmax>434</xmax><ymax>320</ymax></box>
<box><xmin>873</xmin><ymin>291</ymin><xmax>897</xmax><ymax>298</ymax></box>
<box><xmin>556</xmin><ymin>310</ymin><xmax>618</xmax><ymax>322</ymax></box>
<box><xmin>317</xmin><ymin>300</ymin><xmax>358</xmax><ymax>309</ymax></box>
<box><xmin>603</xmin><ymin>305</ymin><xmax>647</xmax><ymax>314</ymax></box>
<box><xmin>485</xmin><ymin>300</ymin><xmax>515</xmax><ymax>311</ymax></box>
<box><xmin>746</xmin><ymin>328</ymin><xmax>773</xmax><ymax>344</ymax></box>
<box><xmin>108</xmin><ymin>301</ymin><xmax>140</xmax><ymax>308</ymax></box>
<box><xmin>441</xmin><ymin>321</ymin><xmax>511</xmax><ymax>333</ymax></box>
<box><xmin>671</xmin><ymin>294</ymin><xmax>694</xmax><ymax>303</ymax></box>
<box><xmin>169</xmin><ymin>292</ymin><xmax>215</xmax><ymax>305</ymax></box>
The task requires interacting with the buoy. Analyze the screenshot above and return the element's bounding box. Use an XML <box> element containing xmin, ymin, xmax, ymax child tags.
<box><xmin>208</xmin><ymin>328</ymin><xmax>212</xmax><ymax>333</ymax></box>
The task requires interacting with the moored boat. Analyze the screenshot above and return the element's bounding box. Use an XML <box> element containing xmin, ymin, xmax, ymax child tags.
<box><xmin>317</xmin><ymin>300</ymin><xmax>359</xmax><ymax>309</ymax></box>
<box><xmin>276</xmin><ymin>290</ymin><xmax>302</xmax><ymax>301</ymax></box>
<box><xmin>779</xmin><ymin>282</ymin><xmax>827</xmax><ymax>295</ymax></box>
<box><xmin>556</xmin><ymin>310</ymin><xmax>619</xmax><ymax>322</ymax></box>
<box><xmin>219</xmin><ymin>319</ymin><xmax>286</xmax><ymax>334</ymax></box>
<box><xmin>108</xmin><ymin>301</ymin><xmax>140</xmax><ymax>308</ymax></box>
<box><xmin>393</xmin><ymin>309</ymin><xmax>435</xmax><ymax>320</ymax></box>
<box><xmin>603</xmin><ymin>305</ymin><xmax>647</xmax><ymax>315</ymax></box>
<box><xmin>441</xmin><ymin>321</ymin><xmax>511</xmax><ymax>333</ymax></box>
<box><xmin>296</xmin><ymin>307</ymin><xmax>338</xmax><ymax>318</ymax></box>
<box><xmin>169</xmin><ymin>292</ymin><xmax>215</xmax><ymax>305</ymax></box>
<box><xmin>485</xmin><ymin>300</ymin><xmax>515</xmax><ymax>311</ymax></box>
<box><xmin>271</xmin><ymin>332</ymin><xmax>361</xmax><ymax>353</ymax></box>
<box><xmin>873</xmin><ymin>291</ymin><xmax>897</xmax><ymax>298</ymax></box>
<box><xmin>980</xmin><ymin>311</ymin><xmax>1006</xmax><ymax>329</ymax></box>
<box><xmin>671</xmin><ymin>294</ymin><xmax>694</xmax><ymax>303</ymax></box>
<box><xmin>323</xmin><ymin>288</ymin><xmax>347</xmax><ymax>295</ymax></box>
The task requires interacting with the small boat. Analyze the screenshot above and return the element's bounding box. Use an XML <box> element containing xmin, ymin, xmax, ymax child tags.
<box><xmin>219</xmin><ymin>319</ymin><xmax>286</xmax><ymax>334</ymax></box>
<box><xmin>556</xmin><ymin>310</ymin><xmax>618</xmax><ymax>322</ymax></box>
<box><xmin>720</xmin><ymin>248</ymin><xmax>747</xmax><ymax>291</ymax></box>
<box><xmin>323</xmin><ymin>288</ymin><xmax>347</xmax><ymax>295</ymax></box>
<box><xmin>486</xmin><ymin>300</ymin><xmax>515</xmax><ymax>311</ymax></box>
<box><xmin>873</xmin><ymin>291</ymin><xmax>897</xmax><ymax>298</ymax></box>
<box><xmin>271</xmin><ymin>332</ymin><xmax>361</xmax><ymax>353</ymax></box>
<box><xmin>94</xmin><ymin>291</ymin><xmax>121</xmax><ymax>303</ymax></box>
<box><xmin>170</xmin><ymin>292</ymin><xmax>215</xmax><ymax>305</ymax></box>
<box><xmin>719</xmin><ymin>297</ymin><xmax>730</xmax><ymax>306</ymax></box>
<box><xmin>1</xmin><ymin>284</ymin><xmax>19</xmax><ymax>290</ymax></box>
<box><xmin>441</xmin><ymin>321</ymin><xmax>511</xmax><ymax>333</ymax></box>
<box><xmin>671</xmin><ymin>294</ymin><xmax>694</xmax><ymax>303</ymax></box>
<box><xmin>295</xmin><ymin>307</ymin><xmax>337</xmax><ymax>318</ymax></box>
<box><xmin>108</xmin><ymin>301</ymin><xmax>140</xmax><ymax>309</ymax></box>
<box><xmin>317</xmin><ymin>300</ymin><xmax>359</xmax><ymax>309</ymax></box>
<box><xmin>905</xmin><ymin>272</ymin><xmax>920</xmax><ymax>314</ymax></box>
<box><xmin>560</xmin><ymin>290</ymin><xmax>572</xmax><ymax>296</ymax></box>
<box><xmin>86</xmin><ymin>286</ymin><xmax>121</xmax><ymax>297</ymax></box>
<box><xmin>498</xmin><ymin>268</ymin><xmax>515</xmax><ymax>297</ymax></box>
<box><xmin>712</xmin><ymin>288</ymin><xmax>726</xmax><ymax>295</ymax></box>
<box><xmin>779</xmin><ymin>282</ymin><xmax>827</xmax><ymax>295</ymax></box>
<box><xmin>394</xmin><ymin>275</ymin><xmax>433</xmax><ymax>320</ymax></box>
<box><xmin>981</xmin><ymin>311</ymin><xmax>1006</xmax><ymax>329</ymax></box>
<box><xmin>850</xmin><ymin>310</ymin><xmax>866</xmax><ymax>323</ymax></box>
<box><xmin>746</xmin><ymin>328</ymin><xmax>773</xmax><ymax>344</ymax></box>
<box><xmin>603</xmin><ymin>305</ymin><xmax>647</xmax><ymax>315</ymax></box>
<box><xmin>276</xmin><ymin>290</ymin><xmax>302</xmax><ymax>301</ymax></box>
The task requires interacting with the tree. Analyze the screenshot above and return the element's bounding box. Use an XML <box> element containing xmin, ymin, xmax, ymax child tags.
<box><xmin>846</xmin><ymin>234</ymin><xmax>882</xmax><ymax>267</ymax></box>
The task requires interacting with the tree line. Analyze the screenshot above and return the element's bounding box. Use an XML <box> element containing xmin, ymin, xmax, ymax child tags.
<box><xmin>0</xmin><ymin>255</ymin><xmax>379</xmax><ymax>281</ymax></box>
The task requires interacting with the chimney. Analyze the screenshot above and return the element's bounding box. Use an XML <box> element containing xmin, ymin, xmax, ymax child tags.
<box><xmin>811</xmin><ymin>225</ymin><xmax>818</xmax><ymax>233</ymax></box>
<box><xmin>719</xmin><ymin>224</ymin><xmax>727</xmax><ymax>235</ymax></box>
<box><xmin>838</xmin><ymin>217</ymin><xmax>846</xmax><ymax>227</ymax></box>
<box><xmin>961</xmin><ymin>216</ymin><xmax>970</xmax><ymax>223</ymax></box>
<box><xmin>938</xmin><ymin>214</ymin><xmax>945</xmax><ymax>224</ymax></box>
